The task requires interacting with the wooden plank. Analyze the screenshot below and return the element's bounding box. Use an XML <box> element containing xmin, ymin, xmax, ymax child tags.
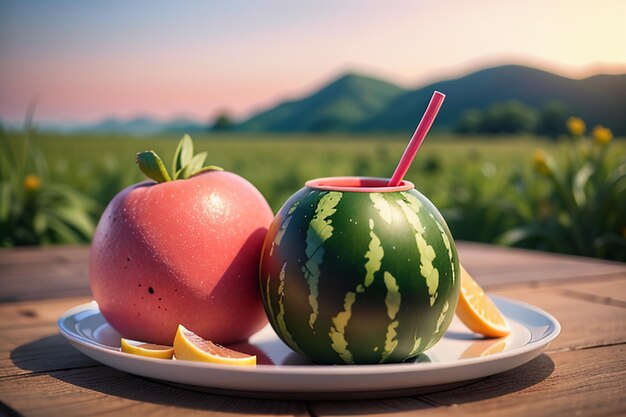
<box><xmin>492</xmin><ymin>287</ymin><xmax>626</xmax><ymax>351</ymax></box>
<box><xmin>1</xmin><ymin>244</ymin><xmax>625</xmax><ymax>303</ymax></box>
<box><xmin>0</xmin><ymin>282</ymin><xmax>91</xmax><ymax>303</ymax></box>
<box><xmin>309</xmin><ymin>397</ymin><xmax>432</xmax><ymax>416</ymax></box>
<box><xmin>0</xmin><ymin>260</ymin><xmax>87</xmax><ymax>279</ymax></box>
<box><xmin>311</xmin><ymin>344</ymin><xmax>625</xmax><ymax>417</ymax></box>
<box><xmin>0</xmin><ymin>293</ymin><xmax>621</xmax><ymax>415</ymax></box>
<box><xmin>420</xmin><ymin>344</ymin><xmax>626</xmax><ymax>416</ymax></box>
<box><xmin>480</xmin><ymin>272</ymin><xmax>626</xmax><ymax>294</ymax></box>
<box><xmin>0</xmin><ymin>366</ymin><xmax>309</xmax><ymax>417</ymax></box>
<box><xmin>457</xmin><ymin>242</ymin><xmax>626</xmax><ymax>287</ymax></box>
<box><xmin>0</xmin><ymin>265</ymin><xmax>90</xmax><ymax>303</ymax></box>
<box><xmin>0</xmin><ymin>297</ymin><xmax>90</xmax><ymax>330</ymax></box>
<box><xmin>3</xmin><ymin>345</ymin><xmax>624</xmax><ymax>417</ymax></box>
<box><xmin>0</xmin><ymin>324</ymin><xmax>99</xmax><ymax>378</ymax></box>
<box><xmin>0</xmin><ymin>246</ymin><xmax>90</xmax><ymax>302</ymax></box>
<box><xmin>0</xmin><ymin>298</ymin><xmax>96</xmax><ymax>379</ymax></box>
<box><xmin>560</xmin><ymin>277</ymin><xmax>626</xmax><ymax>306</ymax></box>
<box><xmin>0</xmin><ymin>282</ymin><xmax>623</xmax><ymax>379</ymax></box>
<box><xmin>0</xmin><ymin>245</ymin><xmax>89</xmax><ymax>266</ymax></box>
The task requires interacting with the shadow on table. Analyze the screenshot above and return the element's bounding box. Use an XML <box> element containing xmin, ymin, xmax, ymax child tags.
<box><xmin>12</xmin><ymin>335</ymin><xmax>555</xmax><ymax>414</ymax></box>
<box><xmin>10</xmin><ymin>335</ymin><xmax>303</xmax><ymax>415</ymax></box>
<box><xmin>310</xmin><ymin>354</ymin><xmax>556</xmax><ymax>414</ymax></box>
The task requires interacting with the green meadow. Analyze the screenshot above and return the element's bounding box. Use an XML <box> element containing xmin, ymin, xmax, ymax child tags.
<box><xmin>3</xmin><ymin>131</ymin><xmax>625</xmax><ymax>261</ymax></box>
<box><xmin>16</xmin><ymin>132</ymin><xmax>577</xmax><ymax>208</ymax></box>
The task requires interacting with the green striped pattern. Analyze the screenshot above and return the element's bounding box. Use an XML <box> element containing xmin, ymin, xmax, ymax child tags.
<box><xmin>260</xmin><ymin>187</ymin><xmax>459</xmax><ymax>364</ymax></box>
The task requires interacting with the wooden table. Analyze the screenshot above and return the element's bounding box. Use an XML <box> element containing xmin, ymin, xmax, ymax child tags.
<box><xmin>1</xmin><ymin>242</ymin><xmax>625</xmax><ymax>416</ymax></box>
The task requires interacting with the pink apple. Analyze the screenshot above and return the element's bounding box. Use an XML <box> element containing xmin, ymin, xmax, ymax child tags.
<box><xmin>90</xmin><ymin>136</ymin><xmax>273</xmax><ymax>345</ymax></box>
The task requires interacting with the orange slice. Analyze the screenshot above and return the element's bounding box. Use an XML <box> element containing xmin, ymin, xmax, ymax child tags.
<box><xmin>456</xmin><ymin>265</ymin><xmax>510</xmax><ymax>337</ymax></box>
<box><xmin>173</xmin><ymin>325</ymin><xmax>256</xmax><ymax>366</ymax></box>
<box><xmin>120</xmin><ymin>338</ymin><xmax>174</xmax><ymax>359</ymax></box>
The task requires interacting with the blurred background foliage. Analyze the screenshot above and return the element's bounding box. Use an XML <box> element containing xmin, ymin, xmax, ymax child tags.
<box><xmin>1</xmin><ymin>118</ymin><xmax>624</xmax><ymax>261</ymax></box>
<box><xmin>1</xmin><ymin>111</ymin><xmax>100</xmax><ymax>246</ymax></box>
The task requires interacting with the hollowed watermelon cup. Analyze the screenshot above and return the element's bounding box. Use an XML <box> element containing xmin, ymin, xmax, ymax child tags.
<box><xmin>259</xmin><ymin>176</ymin><xmax>460</xmax><ymax>364</ymax></box>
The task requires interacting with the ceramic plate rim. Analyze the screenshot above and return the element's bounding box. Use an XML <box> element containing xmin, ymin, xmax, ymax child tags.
<box><xmin>57</xmin><ymin>295</ymin><xmax>560</xmax><ymax>378</ymax></box>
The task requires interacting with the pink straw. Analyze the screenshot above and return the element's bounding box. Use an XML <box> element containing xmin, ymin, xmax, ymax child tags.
<box><xmin>388</xmin><ymin>91</ymin><xmax>446</xmax><ymax>186</ymax></box>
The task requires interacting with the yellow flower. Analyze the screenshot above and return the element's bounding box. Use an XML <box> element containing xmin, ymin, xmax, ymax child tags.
<box><xmin>566</xmin><ymin>117</ymin><xmax>586</xmax><ymax>136</ymax></box>
<box><xmin>533</xmin><ymin>149</ymin><xmax>551</xmax><ymax>176</ymax></box>
<box><xmin>592</xmin><ymin>125</ymin><xmax>613</xmax><ymax>144</ymax></box>
<box><xmin>23</xmin><ymin>174</ymin><xmax>41</xmax><ymax>192</ymax></box>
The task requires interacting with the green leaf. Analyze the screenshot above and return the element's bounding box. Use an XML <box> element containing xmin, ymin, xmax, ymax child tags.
<box><xmin>573</xmin><ymin>163</ymin><xmax>594</xmax><ymax>207</ymax></box>
<box><xmin>0</xmin><ymin>184</ymin><xmax>11</xmax><ymax>222</ymax></box>
<box><xmin>496</xmin><ymin>224</ymin><xmax>569</xmax><ymax>252</ymax></box>
<box><xmin>47</xmin><ymin>205</ymin><xmax>95</xmax><ymax>239</ymax></box>
<box><xmin>192</xmin><ymin>165</ymin><xmax>224</xmax><ymax>176</ymax></box>
<box><xmin>33</xmin><ymin>211</ymin><xmax>48</xmax><ymax>235</ymax></box>
<box><xmin>178</xmin><ymin>152</ymin><xmax>207</xmax><ymax>179</ymax></box>
<box><xmin>136</xmin><ymin>151</ymin><xmax>171</xmax><ymax>183</ymax></box>
<box><xmin>593</xmin><ymin>233</ymin><xmax>626</xmax><ymax>250</ymax></box>
<box><xmin>173</xmin><ymin>135</ymin><xmax>193</xmax><ymax>178</ymax></box>
<box><xmin>45</xmin><ymin>216</ymin><xmax>83</xmax><ymax>244</ymax></box>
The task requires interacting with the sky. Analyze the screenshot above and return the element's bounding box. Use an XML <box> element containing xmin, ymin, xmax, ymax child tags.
<box><xmin>1</xmin><ymin>0</ymin><xmax>625</xmax><ymax>125</ymax></box>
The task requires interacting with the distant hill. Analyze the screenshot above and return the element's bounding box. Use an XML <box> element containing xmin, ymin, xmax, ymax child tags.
<box><xmin>85</xmin><ymin>116</ymin><xmax>167</xmax><ymax>136</ymax></box>
<box><xmin>238</xmin><ymin>73</ymin><xmax>407</xmax><ymax>132</ymax></box>
<box><xmin>241</xmin><ymin>65</ymin><xmax>626</xmax><ymax>135</ymax></box>
<box><xmin>34</xmin><ymin>64</ymin><xmax>626</xmax><ymax>135</ymax></box>
<box><xmin>54</xmin><ymin>116</ymin><xmax>206</xmax><ymax>136</ymax></box>
<box><xmin>357</xmin><ymin>65</ymin><xmax>626</xmax><ymax>134</ymax></box>
<box><xmin>159</xmin><ymin>118</ymin><xmax>208</xmax><ymax>135</ymax></box>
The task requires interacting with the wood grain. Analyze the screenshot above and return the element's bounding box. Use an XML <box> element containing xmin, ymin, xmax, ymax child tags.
<box><xmin>492</xmin><ymin>286</ymin><xmax>626</xmax><ymax>351</ymax></box>
<box><xmin>0</xmin><ymin>245</ymin><xmax>89</xmax><ymax>266</ymax></box>
<box><xmin>0</xmin><ymin>246</ymin><xmax>91</xmax><ymax>302</ymax></box>
<box><xmin>560</xmin><ymin>277</ymin><xmax>626</xmax><ymax>307</ymax></box>
<box><xmin>2</xmin><ymin>243</ymin><xmax>625</xmax><ymax>302</ymax></box>
<box><xmin>0</xmin><ymin>297</ymin><xmax>91</xmax><ymax>330</ymax></box>
<box><xmin>458</xmin><ymin>242</ymin><xmax>626</xmax><ymax>287</ymax></box>
<box><xmin>311</xmin><ymin>345</ymin><xmax>626</xmax><ymax>417</ymax></box>
<box><xmin>0</xmin><ymin>366</ymin><xmax>308</xmax><ymax>417</ymax></box>
<box><xmin>421</xmin><ymin>344</ymin><xmax>626</xmax><ymax>416</ymax></box>
<box><xmin>0</xmin><ymin>284</ymin><xmax>622</xmax><ymax>380</ymax></box>
<box><xmin>0</xmin><ymin>266</ymin><xmax>90</xmax><ymax>303</ymax></box>
<box><xmin>1</xmin><ymin>244</ymin><xmax>625</xmax><ymax>417</ymax></box>
<box><xmin>0</xmin><ymin>324</ymin><xmax>99</xmax><ymax>378</ymax></box>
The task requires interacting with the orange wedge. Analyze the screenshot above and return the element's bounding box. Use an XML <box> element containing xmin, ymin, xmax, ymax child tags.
<box><xmin>120</xmin><ymin>338</ymin><xmax>174</xmax><ymax>359</ymax></box>
<box><xmin>456</xmin><ymin>265</ymin><xmax>510</xmax><ymax>337</ymax></box>
<box><xmin>173</xmin><ymin>325</ymin><xmax>256</xmax><ymax>366</ymax></box>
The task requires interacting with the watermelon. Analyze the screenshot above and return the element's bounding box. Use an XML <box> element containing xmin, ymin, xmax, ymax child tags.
<box><xmin>259</xmin><ymin>177</ymin><xmax>460</xmax><ymax>364</ymax></box>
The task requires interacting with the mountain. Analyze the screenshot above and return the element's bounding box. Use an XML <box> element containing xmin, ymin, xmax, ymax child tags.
<box><xmin>32</xmin><ymin>65</ymin><xmax>626</xmax><ymax>135</ymax></box>
<box><xmin>85</xmin><ymin>116</ymin><xmax>166</xmax><ymax>136</ymax></box>
<box><xmin>159</xmin><ymin>118</ymin><xmax>208</xmax><ymax>134</ymax></box>
<box><xmin>46</xmin><ymin>116</ymin><xmax>206</xmax><ymax>136</ymax></box>
<box><xmin>357</xmin><ymin>65</ymin><xmax>626</xmax><ymax>134</ymax></box>
<box><xmin>238</xmin><ymin>73</ymin><xmax>407</xmax><ymax>132</ymax></box>
<box><xmin>241</xmin><ymin>65</ymin><xmax>626</xmax><ymax>134</ymax></box>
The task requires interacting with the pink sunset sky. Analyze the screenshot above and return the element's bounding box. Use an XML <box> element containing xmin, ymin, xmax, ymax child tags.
<box><xmin>1</xmin><ymin>0</ymin><xmax>625</xmax><ymax>126</ymax></box>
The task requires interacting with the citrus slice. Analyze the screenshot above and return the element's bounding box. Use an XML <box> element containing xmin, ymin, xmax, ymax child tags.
<box><xmin>456</xmin><ymin>264</ymin><xmax>510</xmax><ymax>337</ymax></box>
<box><xmin>173</xmin><ymin>325</ymin><xmax>256</xmax><ymax>366</ymax></box>
<box><xmin>120</xmin><ymin>338</ymin><xmax>174</xmax><ymax>359</ymax></box>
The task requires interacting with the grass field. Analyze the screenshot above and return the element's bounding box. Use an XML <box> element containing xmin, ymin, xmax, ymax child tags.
<box><xmin>12</xmin><ymin>131</ymin><xmax>599</xmax><ymax>209</ymax></box>
<box><xmin>3</xmin><ymin>130</ymin><xmax>625</xmax><ymax>260</ymax></box>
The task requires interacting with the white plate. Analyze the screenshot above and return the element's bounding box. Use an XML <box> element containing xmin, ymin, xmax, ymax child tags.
<box><xmin>57</xmin><ymin>296</ymin><xmax>560</xmax><ymax>399</ymax></box>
